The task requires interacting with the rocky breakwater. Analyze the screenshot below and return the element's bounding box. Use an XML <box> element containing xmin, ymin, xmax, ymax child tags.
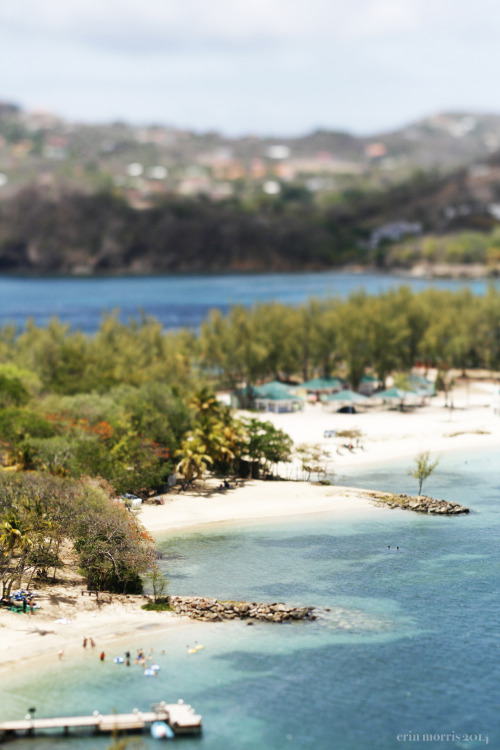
<box><xmin>370</xmin><ymin>492</ymin><xmax>469</xmax><ymax>515</ymax></box>
<box><xmin>169</xmin><ymin>596</ymin><xmax>315</xmax><ymax>623</ymax></box>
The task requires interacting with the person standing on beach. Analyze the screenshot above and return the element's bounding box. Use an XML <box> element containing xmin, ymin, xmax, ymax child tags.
<box><xmin>100</xmin><ymin>651</ymin><xmax>105</xmax><ymax>661</ymax></box>
<box><xmin>83</xmin><ymin>637</ymin><xmax>87</xmax><ymax>649</ymax></box>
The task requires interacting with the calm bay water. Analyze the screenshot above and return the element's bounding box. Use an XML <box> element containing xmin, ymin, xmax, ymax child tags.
<box><xmin>2</xmin><ymin>272</ymin><xmax>498</xmax><ymax>747</ymax></box>
<box><xmin>3</xmin><ymin>447</ymin><xmax>499</xmax><ymax>749</ymax></box>
<box><xmin>0</xmin><ymin>271</ymin><xmax>497</xmax><ymax>332</ymax></box>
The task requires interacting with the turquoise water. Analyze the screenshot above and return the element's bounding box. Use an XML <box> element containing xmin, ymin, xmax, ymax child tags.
<box><xmin>2</xmin><ymin>447</ymin><xmax>499</xmax><ymax>749</ymax></box>
<box><xmin>0</xmin><ymin>271</ymin><xmax>496</xmax><ymax>331</ymax></box>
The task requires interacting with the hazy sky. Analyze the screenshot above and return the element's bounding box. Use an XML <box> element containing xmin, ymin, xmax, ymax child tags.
<box><xmin>2</xmin><ymin>0</ymin><xmax>500</xmax><ymax>136</ymax></box>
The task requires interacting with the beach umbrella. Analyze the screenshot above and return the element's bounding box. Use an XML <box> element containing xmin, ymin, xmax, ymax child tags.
<box><xmin>324</xmin><ymin>389</ymin><xmax>369</xmax><ymax>403</ymax></box>
<box><xmin>300</xmin><ymin>376</ymin><xmax>345</xmax><ymax>392</ymax></box>
<box><xmin>376</xmin><ymin>387</ymin><xmax>418</xmax><ymax>403</ymax></box>
<box><xmin>251</xmin><ymin>381</ymin><xmax>302</xmax><ymax>401</ymax></box>
<box><xmin>358</xmin><ymin>373</ymin><xmax>380</xmax><ymax>395</ymax></box>
<box><xmin>408</xmin><ymin>374</ymin><xmax>436</xmax><ymax>397</ymax></box>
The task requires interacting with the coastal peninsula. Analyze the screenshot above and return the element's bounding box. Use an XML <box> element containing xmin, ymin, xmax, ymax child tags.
<box><xmin>1</xmin><ymin>379</ymin><xmax>497</xmax><ymax>673</ymax></box>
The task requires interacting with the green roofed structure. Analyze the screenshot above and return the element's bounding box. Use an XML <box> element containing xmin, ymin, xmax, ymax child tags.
<box><xmin>358</xmin><ymin>373</ymin><xmax>380</xmax><ymax>396</ymax></box>
<box><xmin>323</xmin><ymin>389</ymin><xmax>370</xmax><ymax>412</ymax></box>
<box><xmin>409</xmin><ymin>374</ymin><xmax>436</xmax><ymax>397</ymax></box>
<box><xmin>300</xmin><ymin>376</ymin><xmax>345</xmax><ymax>393</ymax></box>
<box><xmin>324</xmin><ymin>389</ymin><xmax>369</xmax><ymax>403</ymax></box>
<box><xmin>251</xmin><ymin>381</ymin><xmax>303</xmax><ymax>413</ymax></box>
<box><xmin>375</xmin><ymin>387</ymin><xmax>419</xmax><ymax>408</ymax></box>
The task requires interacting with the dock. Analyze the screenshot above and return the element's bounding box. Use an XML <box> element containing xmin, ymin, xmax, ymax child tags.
<box><xmin>0</xmin><ymin>701</ymin><xmax>202</xmax><ymax>741</ymax></box>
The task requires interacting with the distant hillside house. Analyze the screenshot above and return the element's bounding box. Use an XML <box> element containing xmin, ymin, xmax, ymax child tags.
<box><xmin>370</xmin><ymin>220</ymin><xmax>422</xmax><ymax>248</ymax></box>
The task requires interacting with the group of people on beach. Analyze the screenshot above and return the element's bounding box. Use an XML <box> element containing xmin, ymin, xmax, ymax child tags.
<box><xmin>1</xmin><ymin>589</ymin><xmax>37</xmax><ymax>613</ymax></box>
<box><xmin>59</xmin><ymin>640</ymin><xmax>202</xmax><ymax>669</ymax></box>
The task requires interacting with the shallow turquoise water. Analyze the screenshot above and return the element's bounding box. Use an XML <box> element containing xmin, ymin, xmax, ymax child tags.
<box><xmin>2</xmin><ymin>447</ymin><xmax>499</xmax><ymax>749</ymax></box>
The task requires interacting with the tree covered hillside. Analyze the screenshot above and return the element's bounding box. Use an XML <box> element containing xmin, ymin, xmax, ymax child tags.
<box><xmin>2</xmin><ymin>165</ymin><xmax>500</xmax><ymax>274</ymax></box>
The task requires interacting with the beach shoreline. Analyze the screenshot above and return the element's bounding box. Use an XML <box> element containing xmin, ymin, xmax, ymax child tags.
<box><xmin>2</xmin><ymin>381</ymin><xmax>499</xmax><ymax>672</ymax></box>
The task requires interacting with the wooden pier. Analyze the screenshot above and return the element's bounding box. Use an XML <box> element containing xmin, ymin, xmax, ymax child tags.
<box><xmin>0</xmin><ymin>701</ymin><xmax>202</xmax><ymax>741</ymax></box>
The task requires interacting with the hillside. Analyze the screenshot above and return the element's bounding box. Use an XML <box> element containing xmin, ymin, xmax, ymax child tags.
<box><xmin>2</xmin><ymin>104</ymin><xmax>500</xmax><ymax>274</ymax></box>
<box><xmin>1</xmin><ymin>164</ymin><xmax>500</xmax><ymax>275</ymax></box>
<box><xmin>2</xmin><ymin>104</ymin><xmax>500</xmax><ymax>205</ymax></box>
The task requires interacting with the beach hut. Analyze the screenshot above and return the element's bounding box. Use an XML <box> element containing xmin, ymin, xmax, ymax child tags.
<box><xmin>408</xmin><ymin>374</ymin><xmax>436</xmax><ymax>398</ymax></box>
<box><xmin>300</xmin><ymin>376</ymin><xmax>345</xmax><ymax>399</ymax></box>
<box><xmin>375</xmin><ymin>387</ymin><xmax>419</xmax><ymax>409</ymax></box>
<box><xmin>358</xmin><ymin>374</ymin><xmax>380</xmax><ymax>396</ymax></box>
<box><xmin>251</xmin><ymin>381</ymin><xmax>303</xmax><ymax>413</ymax></box>
<box><xmin>323</xmin><ymin>389</ymin><xmax>370</xmax><ymax>413</ymax></box>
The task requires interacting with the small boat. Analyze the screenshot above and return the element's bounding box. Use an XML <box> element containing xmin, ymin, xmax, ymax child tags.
<box><xmin>151</xmin><ymin>720</ymin><xmax>175</xmax><ymax>740</ymax></box>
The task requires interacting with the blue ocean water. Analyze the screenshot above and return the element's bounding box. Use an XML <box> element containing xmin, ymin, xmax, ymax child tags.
<box><xmin>2</xmin><ymin>447</ymin><xmax>499</xmax><ymax>749</ymax></box>
<box><xmin>0</xmin><ymin>271</ymin><xmax>496</xmax><ymax>332</ymax></box>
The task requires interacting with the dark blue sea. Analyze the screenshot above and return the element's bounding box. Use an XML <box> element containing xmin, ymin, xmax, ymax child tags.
<box><xmin>0</xmin><ymin>271</ymin><xmax>497</xmax><ymax>332</ymax></box>
<box><xmin>3</xmin><ymin>447</ymin><xmax>499</xmax><ymax>749</ymax></box>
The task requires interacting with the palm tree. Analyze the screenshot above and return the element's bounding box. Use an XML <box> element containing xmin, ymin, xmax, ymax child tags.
<box><xmin>217</xmin><ymin>418</ymin><xmax>247</xmax><ymax>474</ymax></box>
<box><xmin>175</xmin><ymin>436</ymin><xmax>213</xmax><ymax>488</ymax></box>
<box><xmin>189</xmin><ymin>388</ymin><xmax>220</xmax><ymax>419</ymax></box>
<box><xmin>0</xmin><ymin>513</ymin><xmax>32</xmax><ymax>596</ymax></box>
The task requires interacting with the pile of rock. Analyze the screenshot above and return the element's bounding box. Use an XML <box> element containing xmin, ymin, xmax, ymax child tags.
<box><xmin>373</xmin><ymin>492</ymin><xmax>469</xmax><ymax>515</ymax></box>
<box><xmin>168</xmin><ymin>596</ymin><xmax>315</xmax><ymax>623</ymax></box>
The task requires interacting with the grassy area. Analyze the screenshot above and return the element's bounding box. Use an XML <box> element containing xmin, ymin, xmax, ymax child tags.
<box><xmin>141</xmin><ymin>600</ymin><xmax>173</xmax><ymax>612</ymax></box>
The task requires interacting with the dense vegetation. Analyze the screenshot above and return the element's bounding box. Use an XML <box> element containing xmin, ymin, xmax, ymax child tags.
<box><xmin>1</xmin><ymin>285</ymin><xmax>500</xmax><ymax>593</ymax></box>
<box><xmin>0</xmin><ymin>187</ymin><xmax>363</xmax><ymax>273</ymax></box>
<box><xmin>388</xmin><ymin>230</ymin><xmax>500</xmax><ymax>268</ymax></box>
<box><xmin>1</xmin><ymin>169</ymin><xmax>498</xmax><ymax>274</ymax></box>
<box><xmin>198</xmin><ymin>286</ymin><xmax>500</xmax><ymax>387</ymax></box>
<box><xmin>0</xmin><ymin>472</ymin><xmax>156</xmax><ymax>596</ymax></box>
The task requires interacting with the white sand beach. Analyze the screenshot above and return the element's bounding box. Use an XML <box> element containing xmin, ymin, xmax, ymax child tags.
<box><xmin>2</xmin><ymin>378</ymin><xmax>499</xmax><ymax>670</ymax></box>
<box><xmin>140</xmin><ymin>481</ymin><xmax>384</xmax><ymax>533</ymax></box>
<box><xmin>0</xmin><ymin>483</ymin><xmax>385</xmax><ymax>671</ymax></box>
<box><xmin>261</xmin><ymin>379</ymin><xmax>500</xmax><ymax>473</ymax></box>
<box><xmin>0</xmin><ymin>588</ymin><xmax>196</xmax><ymax>675</ymax></box>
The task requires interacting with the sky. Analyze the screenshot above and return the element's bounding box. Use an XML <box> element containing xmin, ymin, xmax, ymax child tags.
<box><xmin>2</xmin><ymin>0</ymin><xmax>500</xmax><ymax>137</ymax></box>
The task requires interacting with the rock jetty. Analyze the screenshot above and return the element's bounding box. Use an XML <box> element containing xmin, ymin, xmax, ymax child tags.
<box><xmin>168</xmin><ymin>596</ymin><xmax>315</xmax><ymax>623</ymax></box>
<box><xmin>369</xmin><ymin>491</ymin><xmax>469</xmax><ymax>515</ymax></box>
